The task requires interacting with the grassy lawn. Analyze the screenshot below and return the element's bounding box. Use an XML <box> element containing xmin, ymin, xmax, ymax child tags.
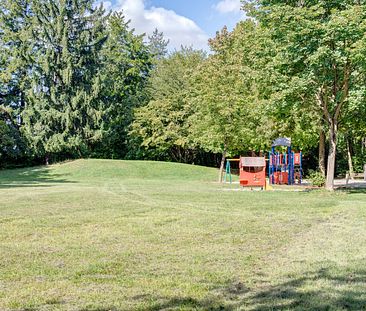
<box><xmin>1</xmin><ymin>159</ymin><xmax>366</xmax><ymax>310</ymax></box>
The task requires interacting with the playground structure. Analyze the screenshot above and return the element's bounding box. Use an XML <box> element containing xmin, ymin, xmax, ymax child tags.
<box><xmin>269</xmin><ymin>138</ymin><xmax>303</xmax><ymax>185</ymax></box>
<box><xmin>224</xmin><ymin>137</ymin><xmax>303</xmax><ymax>188</ymax></box>
<box><xmin>224</xmin><ymin>156</ymin><xmax>266</xmax><ymax>189</ymax></box>
<box><xmin>224</xmin><ymin>158</ymin><xmax>240</xmax><ymax>184</ymax></box>
<box><xmin>239</xmin><ymin>157</ymin><xmax>266</xmax><ymax>189</ymax></box>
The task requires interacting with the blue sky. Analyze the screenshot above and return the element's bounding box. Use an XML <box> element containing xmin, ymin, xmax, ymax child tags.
<box><xmin>101</xmin><ymin>0</ymin><xmax>244</xmax><ymax>50</ymax></box>
<box><xmin>146</xmin><ymin>0</ymin><xmax>243</xmax><ymax>35</ymax></box>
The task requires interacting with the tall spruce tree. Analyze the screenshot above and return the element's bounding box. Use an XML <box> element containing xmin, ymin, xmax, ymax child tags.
<box><xmin>0</xmin><ymin>0</ymin><xmax>32</xmax><ymax>110</ymax></box>
<box><xmin>0</xmin><ymin>0</ymin><xmax>32</xmax><ymax>163</ymax></box>
<box><xmin>22</xmin><ymin>0</ymin><xmax>108</xmax><ymax>160</ymax></box>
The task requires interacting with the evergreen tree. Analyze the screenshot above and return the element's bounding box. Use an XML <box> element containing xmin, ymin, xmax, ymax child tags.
<box><xmin>22</xmin><ymin>0</ymin><xmax>108</xmax><ymax>160</ymax></box>
<box><xmin>0</xmin><ymin>0</ymin><xmax>32</xmax><ymax>165</ymax></box>
<box><xmin>0</xmin><ymin>106</ymin><xmax>27</xmax><ymax>166</ymax></box>
<box><xmin>95</xmin><ymin>12</ymin><xmax>153</xmax><ymax>159</ymax></box>
<box><xmin>148</xmin><ymin>28</ymin><xmax>169</xmax><ymax>60</ymax></box>
<box><xmin>0</xmin><ymin>0</ymin><xmax>32</xmax><ymax>110</ymax></box>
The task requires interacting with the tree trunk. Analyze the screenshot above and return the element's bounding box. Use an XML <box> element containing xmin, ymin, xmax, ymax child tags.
<box><xmin>346</xmin><ymin>137</ymin><xmax>354</xmax><ymax>180</ymax></box>
<box><xmin>319</xmin><ymin>129</ymin><xmax>326</xmax><ymax>177</ymax></box>
<box><xmin>218</xmin><ymin>145</ymin><xmax>227</xmax><ymax>183</ymax></box>
<box><xmin>325</xmin><ymin>122</ymin><xmax>337</xmax><ymax>190</ymax></box>
<box><xmin>20</xmin><ymin>90</ymin><xmax>25</xmax><ymax>109</ymax></box>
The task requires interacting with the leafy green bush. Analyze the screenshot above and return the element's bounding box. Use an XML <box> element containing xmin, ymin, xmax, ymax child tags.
<box><xmin>308</xmin><ymin>170</ymin><xmax>326</xmax><ymax>188</ymax></box>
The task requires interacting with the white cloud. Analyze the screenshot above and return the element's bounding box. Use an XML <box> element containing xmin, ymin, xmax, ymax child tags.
<box><xmin>100</xmin><ymin>0</ymin><xmax>209</xmax><ymax>51</ymax></box>
<box><xmin>213</xmin><ymin>0</ymin><xmax>242</xmax><ymax>14</ymax></box>
<box><xmin>98</xmin><ymin>0</ymin><xmax>112</xmax><ymax>11</ymax></box>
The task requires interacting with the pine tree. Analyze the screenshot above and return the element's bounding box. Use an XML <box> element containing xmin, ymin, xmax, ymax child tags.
<box><xmin>22</xmin><ymin>0</ymin><xmax>108</xmax><ymax>159</ymax></box>
<box><xmin>148</xmin><ymin>28</ymin><xmax>169</xmax><ymax>60</ymax></box>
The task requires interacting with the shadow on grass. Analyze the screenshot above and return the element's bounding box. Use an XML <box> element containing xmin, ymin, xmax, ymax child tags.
<box><xmin>22</xmin><ymin>265</ymin><xmax>366</xmax><ymax>310</ymax></box>
<box><xmin>335</xmin><ymin>186</ymin><xmax>366</xmax><ymax>194</ymax></box>
<box><xmin>245</xmin><ymin>266</ymin><xmax>366</xmax><ymax>310</ymax></box>
<box><xmin>0</xmin><ymin>166</ymin><xmax>75</xmax><ymax>189</ymax></box>
<box><xmin>129</xmin><ymin>265</ymin><xmax>366</xmax><ymax>311</ymax></box>
<box><xmin>302</xmin><ymin>185</ymin><xmax>366</xmax><ymax>194</ymax></box>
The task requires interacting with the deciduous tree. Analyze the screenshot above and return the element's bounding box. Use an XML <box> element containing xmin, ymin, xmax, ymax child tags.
<box><xmin>189</xmin><ymin>22</ymin><xmax>271</xmax><ymax>182</ymax></box>
<box><xmin>130</xmin><ymin>48</ymin><xmax>205</xmax><ymax>162</ymax></box>
<box><xmin>243</xmin><ymin>0</ymin><xmax>366</xmax><ymax>190</ymax></box>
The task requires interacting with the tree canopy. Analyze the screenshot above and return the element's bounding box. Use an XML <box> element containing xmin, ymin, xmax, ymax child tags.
<box><xmin>242</xmin><ymin>0</ymin><xmax>366</xmax><ymax>189</ymax></box>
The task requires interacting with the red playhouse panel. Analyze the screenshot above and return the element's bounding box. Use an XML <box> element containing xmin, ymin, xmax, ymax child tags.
<box><xmin>280</xmin><ymin>172</ymin><xmax>289</xmax><ymax>184</ymax></box>
<box><xmin>272</xmin><ymin>172</ymin><xmax>280</xmax><ymax>184</ymax></box>
<box><xmin>239</xmin><ymin>157</ymin><xmax>266</xmax><ymax>188</ymax></box>
<box><xmin>272</xmin><ymin>172</ymin><xmax>289</xmax><ymax>185</ymax></box>
<box><xmin>294</xmin><ymin>153</ymin><xmax>301</xmax><ymax>166</ymax></box>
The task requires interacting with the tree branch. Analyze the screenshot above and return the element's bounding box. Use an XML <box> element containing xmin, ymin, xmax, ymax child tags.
<box><xmin>334</xmin><ymin>63</ymin><xmax>351</xmax><ymax>121</ymax></box>
<box><xmin>316</xmin><ymin>87</ymin><xmax>332</xmax><ymax>124</ymax></box>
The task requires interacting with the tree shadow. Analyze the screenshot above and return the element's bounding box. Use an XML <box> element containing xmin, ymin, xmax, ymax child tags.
<box><xmin>129</xmin><ymin>264</ymin><xmax>366</xmax><ymax>310</ymax></box>
<box><xmin>244</xmin><ymin>266</ymin><xmax>366</xmax><ymax>310</ymax></box>
<box><xmin>335</xmin><ymin>186</ymin><xmax>366</xmax><ymax>194</ymax></box>
<box><xmin>140</xmin><ymin>296</ymin><xmax>232</xmax><ymax>311</ymax></box>
<box><xmin>301</xmin><ymin>185</ymin><xmax>366</xmax><ymax>194</ymax></box>
<box><xmin>0</xmin><ymin>166</ymin><xmax>75</xmax><ymax>189</ymax></box>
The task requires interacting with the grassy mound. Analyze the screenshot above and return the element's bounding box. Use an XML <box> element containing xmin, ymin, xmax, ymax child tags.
<box><xmin>1</xmin><ymin>159</ymin><xmax>366</xmax><ymax>310</ymax></box>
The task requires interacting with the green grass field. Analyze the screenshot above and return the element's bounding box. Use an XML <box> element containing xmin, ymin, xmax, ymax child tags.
<box><xmin>1</xmin><ymin>159</ymin><xmax>366</xmax><ymax>310</ymax></box>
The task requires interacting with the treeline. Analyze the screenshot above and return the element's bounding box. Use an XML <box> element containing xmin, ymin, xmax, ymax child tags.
<box><xmin>0</xmin><ymin>0</ymin><xmax>156</xmax><ymax>165</ymax></box>
<box><xmin>1</xmin><ymin>0</ymin><xmax>366</xmax><ymax>189</ymax></box>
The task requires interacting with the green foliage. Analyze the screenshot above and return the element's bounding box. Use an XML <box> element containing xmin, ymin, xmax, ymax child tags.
<box><xmin>19</xmin><ymin>0</ymin><xmax>108</xmax><ymax>158</ymax></box>
<box><xmin>189</xmin><ymin>22</ymin><xmax>271</xmax><ymax>157</ymax></box>
<box><xmin>0</xmin><ymin>0</ymin><xmax>31</xmax><ymax>106</ymax></box>
<box><xmin>0</xmin><ymin>0</ymin><xmax>154</xmax><ymax>165</ymax></box>
<box><xmin>242</xmin><ymin>0</ymin><xmax>366</xmax><ymax>188</ymax></box>
<box><xmin>1</xmin><ymin>0</ymin><xmax>366</xmax><ymax>174</ymax></box>
<box><xmin>130</xmin><ymin>47</ymin><xmax>205</xmax><ymax>162</ymax></box>
<box><xmin>0</xmin><ymin>108</ymin><xmax>27</xmax><ymax>165</ymax></box>
<box><xmin>0</xmin><ymin>121</ymin><xmax>20</xmax><ymax>160</ymax></box>
<box><xmin>307</xmin><ymin>170</ymin><xmax>326</xmax><ymax>187</ymax></box>
<box><xmin>93</xmin><ymin>12</ymin><xmax>153</xmax><ymax>159</ymax></box>
<box><xmin>148</xmin><ymin>28</ymin><xmax>169</xmax><ymax>60</ymax></box>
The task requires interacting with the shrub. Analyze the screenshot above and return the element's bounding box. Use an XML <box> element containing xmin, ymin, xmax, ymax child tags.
<box><xmin>308</xmin><ymin>170</ymin><xmax>326</xmax><ymax>188</ymax></box>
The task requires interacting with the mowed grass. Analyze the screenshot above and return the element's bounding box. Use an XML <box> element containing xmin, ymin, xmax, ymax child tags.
<box><xmin>1</xmin><ymin>160</ymin><xmax>366</xmax><ymax>310</ymax></box>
